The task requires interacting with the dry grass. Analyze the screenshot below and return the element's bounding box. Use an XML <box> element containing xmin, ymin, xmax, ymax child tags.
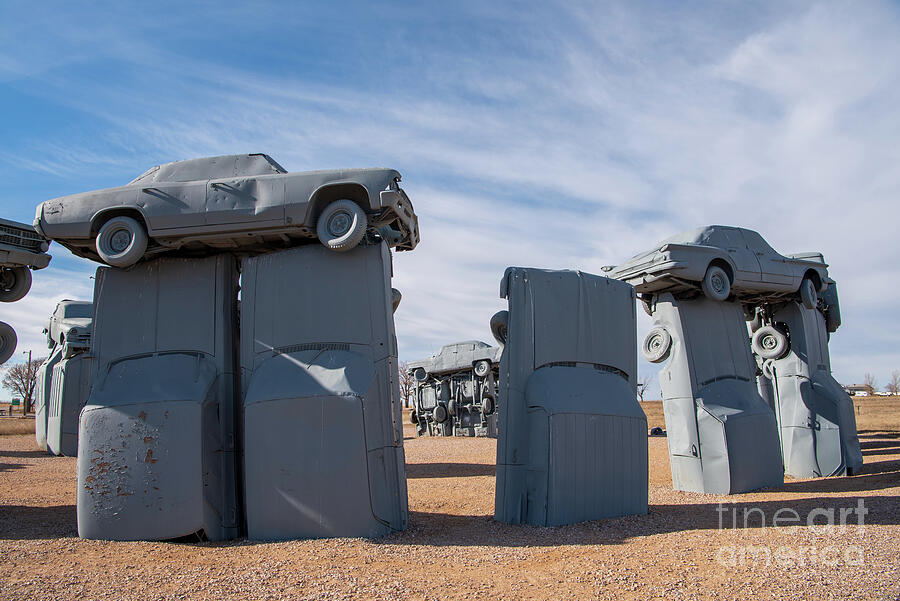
<box><xmin>0</xmin><ymin>416</ymin><xmax>34</xmax><ymax>436</ymax></box>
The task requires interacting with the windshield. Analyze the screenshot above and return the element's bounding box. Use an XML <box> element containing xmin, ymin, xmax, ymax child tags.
<box><xmin>63</xmin><ymin>303</ymin><xmax>92</xmax><ymax>318</ymax></box>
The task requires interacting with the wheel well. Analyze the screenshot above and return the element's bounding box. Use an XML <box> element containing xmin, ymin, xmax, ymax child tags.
<box><xmin>708</xmin><ymin>259</ymin><xmax>734</xmax><ymax>283</ymax></box>
<box><xmin>90</xmin><ymin>209</ymin><xmax>148</xmax><ymax>235</ymax></box>
<box><xmin>803</xmin><ymin>269</ymin><xmax>823</xmax><ymax>292</ymax></box>
<box><xmin>307</xmin><ymin>183</ymin><xmax>370</xmax><ymax>223</ymax></box>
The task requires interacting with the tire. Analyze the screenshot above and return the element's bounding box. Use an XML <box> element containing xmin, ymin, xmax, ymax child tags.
<box><xmin>752</xmin><ymin>325</ymin><xmax>789</xmax><ymax>360</ymax></box>
<box><xmin>409</xmin><ymin>409</ymin><xmax>418</xmax><ymax>424</ymax></box>
<box><xmin>745</xmin><ymin>306</ymin><xmax>763</xmax><ymax>333</ymax></box>
<box><xmin>448</xmin><ymin>398</ymin><xmax>457</xmax><ymax>416</ymax></box>
<box><xmin>0</xmin><ymin>321</ymin><xmax>16</xmax><ymax>365</ymax></box>
<box><xmin>316</xmin><ymin>199</ymin><xmax>367</xmax><ymax>252</ymax></box>
<box><xmin>481</xmin><ymin>395</ymin><xmax>495</xmax><ymax>416</ymax></box>
<box><xmin>799</xmin><ymin>277</ymin><xmax>817</xmax><ymax>310</ymax></box>
<box><xmin>490</xmin><ymin>310</ymin><xmax>509</xmax><ymax>345</ymax></box>
<box><xmin>95</xmin><ymin>216</ymin><xmax>148</xmax><ymax>267</ymax></box>
<box><xmin>413</xmin><ymin>367</ymin><xmax>428</xmax><ymax>382</ymax></box>
<box><xmin>432</xmin><ymin>403</ymin><xmax>448</xmax><ymax>424</ymax></box>
<box><xmin>473</xmin><ymin>360</ymin><xmax>491</xmax><ymax>378</ymax></box>
<box><xmin>391</xmin><ymin>288</ymin><xmax>402</xmax><ymax>313</ymax></box>
<box><xmin>642</xmin><ymin>327</ymin><xmax>672</xmax><ymax>363</ymax></box>
<box><xmin>0</xmin><ymin>266</ymin><xmax>32</xmax><ymax>302</ymax></box>
<box><xmin>701</xmin><ymin>264</ymin><xmax>731</xmax><ymax>301</ymax></box>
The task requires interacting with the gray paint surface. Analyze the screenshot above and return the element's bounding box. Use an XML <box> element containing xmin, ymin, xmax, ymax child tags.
<box><xmin>494</xmin><ymin>267</ymin><xmax>648</xmax><ymax>526</ymax></box>
<box><xmin>0</xmin><ymin>217</ymin><xmax>51</xmax><ymax>269</ymax></box>
<box><xmin>47</xmin><ymin>350</ymin><xmax>94</xmax><ymax>457</ymax></box>
<box><xmin>241</xmin><ymin>243</ymin><xmax>408</xmax><ymax>540</ymax></box>
<box><xmin>754</xmin><ymin>301</ymin><xmax>863</xmax><ymax>478</ymax></box>
<box><xmin>35</xmin><ymin>154</ymin><xmax>419</xmax><ymax>264</ymax></box>
<box><xmin>34</xmin><ymin>345</ymin><xmax>64</xmax><ymax>450</ymax></box>
<box><xmin>651</xmin><ymin>294</ymin><xmax>783</xmax><ymax>494</ymax></box>
<box><xmin>408</xmin><ymin>341</ymin><xmax>501</xmax><ymax>438</ymax></box>
<box><xmin>77</xmin><ymin>255</ymin><xmax>239</xmax><ymax>541</ymax></box>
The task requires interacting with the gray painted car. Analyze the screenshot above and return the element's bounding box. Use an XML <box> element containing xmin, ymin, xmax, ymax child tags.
<box><xmin>1</xmin><ymin>217</ymin><xmax>51</xmax><ymax>303</ymax></box>
<box><xmin>604</xmin><ymin>225</ymin><xmax>829</xmax><ymax>307</ymax></box>
<box><xmin>45</xmin><ymin>299</ymin><xmax>93</xmax><ymax>347</ymax></box>
<box><xmin>408</xmin><ymin>341</ymin><xmax>501</xmax><ymax>437</ymax></box>
<box><xmin>34</xmin><ymin>154</ymin><xmax>419</xmax><ymax>267</ymax></box>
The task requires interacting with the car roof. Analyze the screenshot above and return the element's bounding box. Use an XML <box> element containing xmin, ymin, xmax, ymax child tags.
<box><xmin>128</xmin><ymin>154</ymin><xmax>287</xmax><ymax>185</ymax></box>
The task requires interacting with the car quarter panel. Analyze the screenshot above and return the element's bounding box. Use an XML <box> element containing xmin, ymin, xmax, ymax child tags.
<box><xmin>41</xmin><ymin>187</ymin><xmax>140</xmax><ymax>239</ymax></box>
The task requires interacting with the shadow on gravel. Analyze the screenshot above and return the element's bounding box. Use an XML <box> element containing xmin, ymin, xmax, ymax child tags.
<box><xmin>0</xmin><ymin>505</ymin><xmax>77</xmax><ymax>540</ymax></box>
<box><xmin>860</xmin><ymin>440</ymin><xmax>900</xmax><ymax>450</ymax></box>
<box><xmin>372</xmin><ymin>493</ymin><xmax>900</xmax><ymax>548</ymax></box>
<box><xmin>778</xmin><ymin>459</ymin><xmax>900</xmax><ymax>494</ymax></box>
<box><xmin>406</xmin><ymin>462</ymin><xmax>495</xmax><ymax>478</ymax></box>
<box><xmin>0</xmin><ymin>449</ymin><xmax>53</xmax><ymax>459</ymax></box>
<box><xmin>0</xmin><ymin>462</ymin><xmax>26</xmax><ymax>473</ymax></box>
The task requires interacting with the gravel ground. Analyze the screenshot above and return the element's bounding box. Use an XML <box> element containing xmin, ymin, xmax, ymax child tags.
<box><xmin>1</xmin><ymin>421</ymin><xmax>898</xmax><ymax>601</ymax></box>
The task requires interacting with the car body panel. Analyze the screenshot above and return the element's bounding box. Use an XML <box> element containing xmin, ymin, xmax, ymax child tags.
<box><xmin>35</xmin><ymin>155</ymin><xmax>417</xmax><ymax>264</ymax></box>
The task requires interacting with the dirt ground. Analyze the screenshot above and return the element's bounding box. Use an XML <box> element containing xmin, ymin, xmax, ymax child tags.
<box><xmin>1</xmin><ymin>399</ymin><xmax>898</xmax><ymax>601</ymax></box>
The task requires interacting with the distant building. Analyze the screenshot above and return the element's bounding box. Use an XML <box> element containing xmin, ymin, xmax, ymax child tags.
<box><xmin>844</xmin><ymin>384</ymin><xmax>874</xmax><ymax>397</ymax></box>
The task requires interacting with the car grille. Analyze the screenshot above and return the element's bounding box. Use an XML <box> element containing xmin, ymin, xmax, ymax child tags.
<box><xmin>0</xmin><ymin>223</ymin><xmax>44</xmax><ymax>252</ymax></box>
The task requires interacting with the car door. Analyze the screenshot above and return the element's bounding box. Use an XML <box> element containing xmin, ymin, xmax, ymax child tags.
<box><xmin>206</xmin><ymin>175</ymin><xmax>285</xmax><ymax>229</ymax></box>
<box><xmin>739</xmin><ymin>230</ymin><xmax>794</xmax><ymax>287</ymax></box>
<box><xmin>713</xmin><ymin>227</ymin><xmax>761</xmax><ymax>285</ymax></box>
<box><xmin>137</xmin><ymin>180</ymin><xmax>208</xmax><ymax>231</ymax></box>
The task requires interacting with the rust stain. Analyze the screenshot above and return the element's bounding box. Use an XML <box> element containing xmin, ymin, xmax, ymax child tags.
<box><xmin>85</xmin><ymin>475</ymin><xmax>95</xmax><ymax>483</ymax></box>
<box><xmin>115</xmin><ymin>487</ymin><xmax>133</xmax><ymax>497</ymax></box>
<box><xmin>143</xmin><ymin>436</ymin><xmax>154</xmax><ymax>444</ymax></box>
<box><xmin>138</xmin><ymin>411</ymin><xmax>147</xmax><ymax>421</ymax></box>
<box><xmin>144</xmin><ymin>449</ymin><xmax>158</xmax><ymax>464</ymax></box>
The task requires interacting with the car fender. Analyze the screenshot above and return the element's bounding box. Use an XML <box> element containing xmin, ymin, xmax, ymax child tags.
<box><xmin>303</xmin><ymin>181</ymin><xmax>375</xmax><ymax>226</ymax></box>
<box><xmin>662</xmin><ymin>244</ymin><xmax>737</xmax><ymax>282</ymax></box>
<box><xmin>90</xmin><ymin>204</ymin><xmax>150</xmax><ymax>236</ymax></box>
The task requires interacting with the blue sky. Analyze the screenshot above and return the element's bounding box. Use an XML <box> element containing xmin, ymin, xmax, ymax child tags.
<box><xmin>2</xmin><ymin>0</ymin><xmax>899</xmax><ymax>395</ymax></box>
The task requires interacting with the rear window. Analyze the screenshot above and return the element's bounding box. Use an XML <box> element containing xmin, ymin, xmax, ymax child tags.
<box><xmin>63</xmin><ymin>303</ymin><xmax>92</xmax><ymax>318</ymax></box>
<box><xmin>128</xmin><ymin>154</ymin><xmax>286</xmax><ymax>185</ymax></box>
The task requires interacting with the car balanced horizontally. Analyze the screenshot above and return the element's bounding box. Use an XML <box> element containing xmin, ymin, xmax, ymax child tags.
<box><xmin>33</xmin><ymin>154</ymin><xmax>419</xmax><ymax>267</ymax></box>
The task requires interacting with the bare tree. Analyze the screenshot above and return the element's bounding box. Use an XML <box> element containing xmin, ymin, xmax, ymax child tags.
<box><xmin>397</xmin><ymin>361</ymin><xmax>416</xmax><ymax>408</ymax></box>
<box><xmin>863</xmin><ymin>372</ymin><xmax>877</xmax><ymax>395</ymax></box>
<box><xmin>887</xmin><ymin>371</ymin><xmax>900</xmax><ymax>396</ymax></box>
<box><xmin>2</xmin><ymin>356</ymin><xmax>45</xmax><ymax>414</ymax></box>
<box><xmin>636</xmin><ymin>374</ymin><xmax>654</xmax><ymax>402</ymax></box>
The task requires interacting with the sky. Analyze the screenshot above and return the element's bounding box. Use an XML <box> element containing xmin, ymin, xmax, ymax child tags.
<box><xmin>1</xmin><ymin>0</ymin><xmax>899</xmax><ymax>397</ymax></box>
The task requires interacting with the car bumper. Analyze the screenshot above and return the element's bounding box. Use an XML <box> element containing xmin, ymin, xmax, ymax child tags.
<box><xmin>379</xmin><ymin>188</ymin><xmax>419</xmax><ymax>251</ymax></box>
<box><xmin>0</xmin><ymin>244</ymin><xmax>51</xmax><ymax>269</ymax></box>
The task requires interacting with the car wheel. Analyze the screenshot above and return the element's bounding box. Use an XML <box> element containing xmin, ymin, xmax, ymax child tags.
<box><xmin>799</xmin><ymin>277</ymin><xmax>817</xmax><ymax>310</ymax></box>
<box><xmin>316</xmin><ymin>199</ymin><xmax>367</xmax><ymax>252</ymax></box>
<box><xmin>473</xmin><ymin>360</ymin><xmax>491</xmax><ymax>378</ymax></box>
<box><xmin>0</xmin><ymin>266</ymin><xmax>32</xmax><ymax>302</ymax></box>
<box><xmin>414</xmin><ymin>367</ymin><xmax>428</xmax><ymax>382</ymax></box>
<box><xmin>0</xmin><ymin>321</ymin><xmax>17</xmax><ymax>365</ymax></box>
<box><xmin>391</xmin><ymin>288</ymin><xmax>402</xmax><ymax>313</ymax></box>
<box><xmin>95</xmin><ymin>216</ymin><xmax>148</xmax><ymax>267</ymax></box>
<box><xmin>701</xmin><ymin>264</ymin><xmax>731</xmax><ymax>301</ymax></box>
<box><xmin>490</xmin><ymin>310</ymin><xmax>509</xmax><ymax>345</ymax></box>
<box><xmin>642</xmin><ymin>327</ymin><xmax>672</xmax><ymax>363</ymax></box>
<box><xmin>409</xmin><ymin>409</ymin><xmax>418</xmax><ymax>424</ymax></box>
<box><xmin>432</xmin><ymin>403</ymin><xmax>448</xmax><ymax>424</ymax></box>
<box><xmin>752</xmin><ymin>325</ymin><xmax>789</xmax><ymax>360</ymax></box>
<box><xmin>481</xmin><ymin>395</ymin><xmax>495</xmax><ymax>416</ymax></box>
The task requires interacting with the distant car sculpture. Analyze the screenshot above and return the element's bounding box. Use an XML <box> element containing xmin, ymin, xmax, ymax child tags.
<box><xmin>408</xmin><ymin>341</ymin><xmax>501</xmax><ymax>437</ymax></box>
<box><xmin>34</xmin><ymin>300</ymin><xmax>93</xmax><ymax>450</ymax></box>
<box><xmin>603</xmin><ymin>225</ymin><xmax>829</xmax><ymax>310</ymax></box>
<box><xmin>34</xmin><ymin>154</ymin><xmax>419</xmax><ymax>267</ymax></box>
<box><xmin>0</xmin><ymin>218</ymin><xmax>51</xmax><ymax>364</ymax></box>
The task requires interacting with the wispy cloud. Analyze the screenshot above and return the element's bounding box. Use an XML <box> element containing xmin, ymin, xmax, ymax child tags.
<box><xmin>1</xmin><ymin>1</ymin><xmax>898</xmax><ymax>386</ymax></box>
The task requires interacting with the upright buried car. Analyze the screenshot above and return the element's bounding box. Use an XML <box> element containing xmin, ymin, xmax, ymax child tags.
<box><xmin>604</xmin><ymin>225</ymin><xmax>828</xmax><ymax>308</ymax></box>
<box><xmin>34</xmin><ymin>154</ymin><xmax>419</xmax><ymax>267</ymax></box>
